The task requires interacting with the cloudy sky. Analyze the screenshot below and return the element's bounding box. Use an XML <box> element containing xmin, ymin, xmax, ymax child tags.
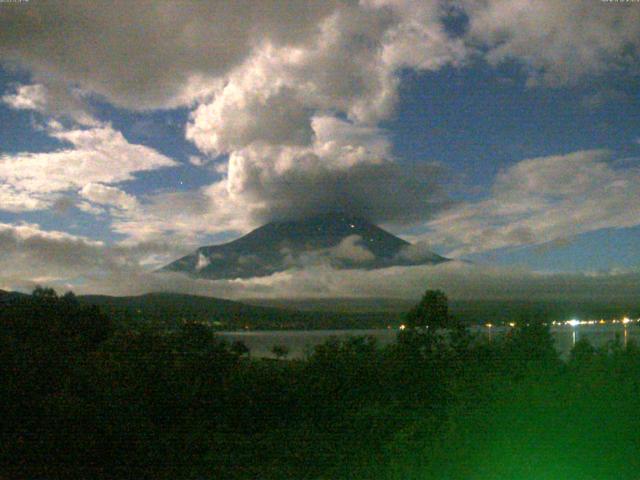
<box><xmin>0</xmin><ymin>0</ymin><xmax>639</xmax><ymax>301</ymax></box>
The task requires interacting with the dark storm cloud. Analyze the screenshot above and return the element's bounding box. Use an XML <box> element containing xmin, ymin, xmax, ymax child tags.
<box><xmin>0</xmin><ymin>0</ymin><xmax>342</xmax><ymax>109</ymax></box>
<box><xmin>241</xmin><ymin>160</ymin><xmax>453</xmax><ymax>226</ymax></box>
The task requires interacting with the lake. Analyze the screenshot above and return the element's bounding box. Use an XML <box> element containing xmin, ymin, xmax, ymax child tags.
<box><xmin>219</xmin><ymin>323</ymin><xmax>640</xmax><ymax>359</ymax></box>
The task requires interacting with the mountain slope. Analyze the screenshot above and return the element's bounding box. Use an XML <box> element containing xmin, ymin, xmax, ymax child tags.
<box><xmin>77</xmin><ymin>292</ymin><xmax>401</xmax><ymax>330</ymax></box>
<box><xmin>78</xmin><ymin>292</ymin><xmax>301</xmax><ymax>328</ymax></box>
<box><xmin>162</xmin><ymin>213</ymin><xmax>447</xmax><ymax>280</ymax></box>
<box><xmin>0</xmin><ymin>289</ymin><xmax>28</xmax><ymax>304</ymax></box>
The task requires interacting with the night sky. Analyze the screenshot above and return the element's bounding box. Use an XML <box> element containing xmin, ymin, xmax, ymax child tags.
<box><xmin>0</xmin><ymin>0</ymin><xmax>639</xmax><ymax>300</ymax></box>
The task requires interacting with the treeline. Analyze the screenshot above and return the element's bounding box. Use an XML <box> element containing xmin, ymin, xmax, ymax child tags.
<box><xmin>76</xmin><ymin>292</ymin><xmax>404</xmax><ymax>331</ymax></box>
<box><xmin>2</xmin><ymin>288</ymin><xmax>640</xmax><ymax>479</ymax></box>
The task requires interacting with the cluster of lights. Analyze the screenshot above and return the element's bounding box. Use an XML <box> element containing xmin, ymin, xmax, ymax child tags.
<box><xmin>404</xmin><ymin>318</ymin><xmax>639</xmax><ymax>330</ymax></box>
<box><xmin>555</xmin><ymin>317</ymin><xmax>637</xmax><ymax>327</ymax></box>
<box><xmin>482</xmin><ymin>317</ymin><xmax>638</xmax><ymax>329</ymax></box>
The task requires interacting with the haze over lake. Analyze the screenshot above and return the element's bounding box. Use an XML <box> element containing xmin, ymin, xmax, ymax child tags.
<box><xmin>220</xmin><ymin>323</ymin><xmax>640</xmax><ymax>359</ymax></box>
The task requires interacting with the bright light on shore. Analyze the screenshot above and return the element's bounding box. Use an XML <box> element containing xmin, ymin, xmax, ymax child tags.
<box><xmin>567</xmin><ymin>319</ymin><xmax>580</xmax><ymax>327</ymax></box>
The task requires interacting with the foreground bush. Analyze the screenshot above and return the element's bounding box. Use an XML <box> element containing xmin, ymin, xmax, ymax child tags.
<box><xmin>1</xmin><ymin>289</ymin><xmax>639</xmax><ymax>479</ymax></box>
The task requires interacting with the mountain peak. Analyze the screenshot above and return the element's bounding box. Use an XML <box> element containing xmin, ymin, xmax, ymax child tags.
<box><xmin>162</xmin><ymin>214</ymin><xmax>447</xmax><ymax>280</ymax></box>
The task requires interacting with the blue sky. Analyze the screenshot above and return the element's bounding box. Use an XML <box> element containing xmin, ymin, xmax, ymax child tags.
<box><xmin>0</xmin><ymin>0</ymin><xmax>639</xmax><ymax>298</ymax></box>
<box><xmin>387</xmin><ymin>63</ymin><xmax>640</xmax><ymax>272</ymax></box>
<box><xmin>389</xmin><ymin>65</ymin><xmax>640</xmax><ymax>185</ymax></box>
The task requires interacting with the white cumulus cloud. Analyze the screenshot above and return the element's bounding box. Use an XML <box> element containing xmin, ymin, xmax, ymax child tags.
<box><xmin>463</xmin><ymin>0</ymin><xmax>640</xmax><ymax>86</ymax></box>
<box><xmin>422</xmin><ymin>149</ymin><xmax>640</xmax><ymax>256</ymax></box>
<box><xmin>0</xmin><ymin>122</ymin><xmax>177</xmax><ymax>213</ymax></box>
<box><xmin>331</xmin><ymin>235</ymin><xmax>376</xmax><ymax>263</ymax></box>
<box><xmin>80</xmin><ymin>183</ymin><xmax>139</xmax><ymax>211</ymax></box>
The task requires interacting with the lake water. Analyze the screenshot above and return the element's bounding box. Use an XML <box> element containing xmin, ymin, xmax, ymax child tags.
<box><xmin>219</xmin><ymin>323</ymin><xmax>640</xmax><ymax>359</ymax></box>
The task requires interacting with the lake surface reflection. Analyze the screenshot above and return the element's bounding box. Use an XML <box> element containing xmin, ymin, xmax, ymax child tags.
<box><xmin>219</xmin><ymin>323</ymin><xmax>640</xmax><ymax>359</ymax></box>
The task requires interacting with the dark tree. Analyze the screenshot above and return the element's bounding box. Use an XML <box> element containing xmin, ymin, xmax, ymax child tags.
<box><xmin>61</xmin><ymin>290</ymin><xmax>79</xmax><ymax>306</ymax></box>
<box><xmin>508</xmin><ymin>316</ymin><xmax>558</xmax><ymax>370</ymax></box>
<box><xmin>178</xmin><ymin>321</ymin><xmax>215</xmax><ymax>351</ymax></box>
<box><xmin>405</xmin><ymin>289</ymin><xmax>452</xmax><ymax>329</ymax></box>
<box><xmin>569</xmin><ymin>337</ymin><xmax>595</xmax><ymax>368</ymax></box>
<box><xmin>32</xmin><ymin>285</ymin><xmax>58</xmax><ymax>301</ymax></box>
<box><xmin>231</xmin><ymin>340</ymin><xmax>250</xmax><ymax>357</ymax></box>
<box><xmin>271</xmin><ymin>344</ymin><xmax>290</xmax><ymax>359</ymax></box>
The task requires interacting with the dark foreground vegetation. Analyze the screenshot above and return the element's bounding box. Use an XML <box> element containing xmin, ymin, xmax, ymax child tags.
<box><xmin>2</xmin><ymin>288</ymin><xmax>640</xmax><ymax>479</ymax></box>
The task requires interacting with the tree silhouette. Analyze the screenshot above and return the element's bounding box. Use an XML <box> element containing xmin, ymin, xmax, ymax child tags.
<box><xmin>178</xmin><ymin>321</ymin><xmax>215</xmax><ymax>351</ymax></box>
<box><xmin>271</xmin><ymin>344</ymin><xmax>290</xmax><ymax>359</ymax></box>
<box><xmin>32</xmin><ymin>285</ymin><xmax>58</xmax><ymax>301</ymax></box>
<box><xmin>405</xmin><ymin>289</ymin><xmax>452</xmax><ymax>329</ymax></box>
<box><xmin>231</xmin><ymin>340</ymin><xmax>250</xmax><ymax>357</ymax></box>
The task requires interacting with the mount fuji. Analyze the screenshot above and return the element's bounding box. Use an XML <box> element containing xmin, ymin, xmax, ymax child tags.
<box><xmin>161</xmin><ymin>213</ymin><xmax>447</xmax><ymax>280</ymax></box>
